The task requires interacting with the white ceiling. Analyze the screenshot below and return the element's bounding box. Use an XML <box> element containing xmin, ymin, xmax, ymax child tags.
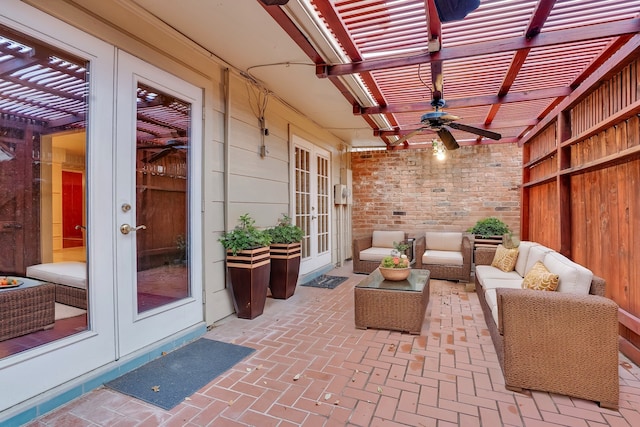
<box><xmin>132</xmin><ymin>0</ymin><xmax>381</xmax><ymax>148</ymax></box>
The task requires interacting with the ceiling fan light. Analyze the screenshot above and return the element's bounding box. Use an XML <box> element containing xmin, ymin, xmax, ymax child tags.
<box><xmin>434</xmin><ymin>0</ymin><xmax>480</xmax><ymax>22</ymax></box>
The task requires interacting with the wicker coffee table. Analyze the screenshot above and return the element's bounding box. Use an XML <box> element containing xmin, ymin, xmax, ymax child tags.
<box><xmin>0</xmin><ymin>278</ymin><xmax>55</xmax><ymax>341</ymax></box>
<box><xmin>354</xmin><ymin>268</ymin><xmax>430</xmax><ymax>334</ymax></box>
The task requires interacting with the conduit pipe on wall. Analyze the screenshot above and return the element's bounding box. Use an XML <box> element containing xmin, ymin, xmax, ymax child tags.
<box><xmin>223</xmin><ymin>68</ymin><xmax>231</xmax><ymax>233</ymax></box>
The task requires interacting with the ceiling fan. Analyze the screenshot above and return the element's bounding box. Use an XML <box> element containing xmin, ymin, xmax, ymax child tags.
<box><xmin>138</xmin><ymin>139</ymin><xmax>188</xmax><ymax>163</ymax></box>
<box><xmin>391</xmin><ymin>94</ymin><xmax>502</xmax><ymax>150</ymax></box>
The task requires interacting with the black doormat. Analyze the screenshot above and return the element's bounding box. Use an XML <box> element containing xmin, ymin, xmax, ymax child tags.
<box><xmin>301</xmin><ymin>275</ymin><xmax>348</xmax><ymax>289</ymax></box>
<box><xmin>105</xmin><ymin>338</ymin><xmax>254</xmax><ymax>410</ymax></box>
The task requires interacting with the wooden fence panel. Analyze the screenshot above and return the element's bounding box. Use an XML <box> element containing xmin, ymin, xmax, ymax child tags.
<box><xmin>524</xmin><ymin>57</ymin><xmax>640</xmax><ymax>365</ymax></box>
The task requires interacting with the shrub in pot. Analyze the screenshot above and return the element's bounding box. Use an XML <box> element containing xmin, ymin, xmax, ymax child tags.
<box><xmin>467</xmin><ymin>217</ymin><xmax>517</xmax><ymax>258</ymax></box>
<box><xmin>467</xmin><ymin>217</ymin><xmax>511</xmax><ymax>238</ymax></box>
<box><xmin>265</xmin><ymin>215</ymin><xmax>304</xmax><ymax>299</ymax></box>
<box><xmin>219</xmin><ymin>214</ymin><xmax>272</xmax><ymax>319</ymax></box>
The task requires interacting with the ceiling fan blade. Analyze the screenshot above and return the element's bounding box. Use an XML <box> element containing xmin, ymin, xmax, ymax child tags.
<box><xmin>390</xmin><ymin>128</ymin><xmax>425</xmax><ymax>146</ymax></box>
<box><xmin>437</xmin><ymin>127</ymin><xmax>460</xmax><ymax>150</ymax></box>
<box><xmin>439</xmin><ymin>113</ymin><xmax>461</xmax><ymax>123</ymax></box>
<box><xmin>143</xmin><ymin>147</ymin><xmax>175</xmax><ymax>163</ymax></box>
<box><xmin>448</xmin><ymin>122</ymin><xmax>501</xmax><ymax>140</ymax></box>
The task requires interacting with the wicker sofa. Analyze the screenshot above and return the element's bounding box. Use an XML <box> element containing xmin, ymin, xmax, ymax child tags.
<box><xmin>26</xmin><ymin>262</ymin><xmax>87</xmax><ymax>309</ymax></box>
<box><xmin>352</xmin><ymin>230</ymin><xmax>415</xmax><ymax>274</ymax></box>
<box><xmin>415</xmin><ymin>231</ymin><xmax>472</xmax><ymax>282</ymax></box>
<box><xmin>475</xmin><ymin>241</ymin><xmax>619</xmax><ymax>409</ymax></box>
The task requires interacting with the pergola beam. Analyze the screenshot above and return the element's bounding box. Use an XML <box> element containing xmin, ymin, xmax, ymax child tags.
<box><xmin>318</xmin><ymin>18</ymin><xmax>640</xmax><ymax>78</ymax></box>
<box><xmin>356</xmin><ymin>86</ymin><xmax>571</xmax><ymax>115</ymax></box>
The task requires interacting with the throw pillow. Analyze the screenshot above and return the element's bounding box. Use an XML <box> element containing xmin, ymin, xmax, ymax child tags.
<box><xmin>522</xmin><ymin>261</ymin><xmax>559</xmax><ymax>291</ymax></box>
<box><xmin>491</xmin><ymin>244</ymin><xmax>519</xmax><ymax>272</ymax></box>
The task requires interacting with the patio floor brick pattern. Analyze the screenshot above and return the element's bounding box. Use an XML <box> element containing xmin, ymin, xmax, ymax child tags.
<box><xmin>24</xmin><ymin>262</ymin><xmax>640</xmax><ymax>426</ymax></box>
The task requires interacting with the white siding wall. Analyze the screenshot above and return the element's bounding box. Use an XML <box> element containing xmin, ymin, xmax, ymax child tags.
<box><xmin>28</xmin><ymin>0</ymin><xmax>347</xmax><ymax>325</ymax></box>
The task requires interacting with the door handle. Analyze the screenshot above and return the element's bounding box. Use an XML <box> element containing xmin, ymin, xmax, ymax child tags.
<box><xmin>120</xmin><ymin>224</ymin><xmax>147</xmax><ymax>235</ymax></box>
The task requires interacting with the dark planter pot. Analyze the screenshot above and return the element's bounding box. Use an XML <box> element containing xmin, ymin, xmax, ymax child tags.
<box><xmin>269</xmin><ymin>242</ymin><xmax>301</xmax><ymax>299</ymax></box>
<box><xmin>226</xmin><ymin>246</ymin><xmax>271</xmax><ymax>319</ymax></box>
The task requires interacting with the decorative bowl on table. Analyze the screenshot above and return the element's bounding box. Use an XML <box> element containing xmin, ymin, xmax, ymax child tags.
<box><xmin>0</xmin><ymin>277</ymin><xmax>22</xmax><ymax>288</ymax></box>
<box><xmin>379</xmin><ymin>266</ymin><xmax>410</xmax><ymax>281</ymax></box>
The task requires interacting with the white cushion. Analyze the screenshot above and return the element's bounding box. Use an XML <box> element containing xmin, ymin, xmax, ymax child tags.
<box><xmin>476</xmin><ymin>265</ymin><xmax>522</xmax><ymax>287</ymax></box>
<box><xmin>524</xmin><ymin>244</ymin><xmax>553</xmax><ymax>274</ymax></box>
<box><xmin>514</xmin><ymin>241</ymin><xmax>538</xmax><ymax>276</ymax></box>
<box><xmin>422</xmin><ymin>250</ymin><xmax>462</xmax><ymax>266</ymax></box>
<box><xmin>543</xmin><ymin>252</ymin><xmax>593</xmax><ymax>295</ymax></box>
<box><xmin>26</xmin><ymin>261</ymin><xmax>87</xmax><ymax>289</ymax></box>
<box><xmin>480</xmin><ymin>278</ymin><xmax>524</xmax><ymax>291</ymax></box>
<box><xmin>371</xmin><ymin>230</ymin><xmax>405</xmax><ymax>249</ymax></box>
<box><xmin>484</xmin><ymin>289</ymin><xmax>500</xmax><ymax>325</ymax></box>
<box><xmin>359</xmin><ymin>247</ymin><xmax>394</xmax><ymax>262</ymax></box>
<box><xmin>475</xmin><ymin>265</ymin><xmax>523</xmax><ymax>288</ymax></box>
<box><xmin>425</xmin><ymin>231</ymin><xmax>462</xmax><ymax>252</ymax></box>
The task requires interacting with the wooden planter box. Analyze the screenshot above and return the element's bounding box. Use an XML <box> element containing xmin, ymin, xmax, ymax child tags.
<box><xmin>473</xmin><ymin>234</ymin><xmax>516</xmax><ymax>265</ymax></box>
<box><xmin>226</xmin><ymin>247</ymin><xmax>271</xmax><ymax>319</ymax></box>
<box><xmin>269</xmin><ymin>242</ymin><xmax>301</xmax><ymax>299</ymax></box>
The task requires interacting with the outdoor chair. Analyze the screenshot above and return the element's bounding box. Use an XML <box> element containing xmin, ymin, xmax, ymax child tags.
<box><xmin>415</xmin><ymin>231</ymin><xmax>472</xmax><ymax>282</ymax></box>
<box><xmin>352</xmin><ymin>230</ymin><xmax>415</xmax><ymax>274</ymax></box>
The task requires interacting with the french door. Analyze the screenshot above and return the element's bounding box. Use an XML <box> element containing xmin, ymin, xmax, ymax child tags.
<box><xmin>292</xmin><ymin>135</ymin><xmax>331</xmax><ymax>274</ymax></box>
<box><xmin>114</xmin><ymin>52</ymin><xmax>203</xmax><ymax>357</ymax></box>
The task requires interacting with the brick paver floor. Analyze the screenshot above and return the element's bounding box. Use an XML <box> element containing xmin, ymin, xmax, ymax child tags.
<box><xmin>25</xmin><ymin>262</ymin><xmax>640</xmax><ymax>426</ymax></box>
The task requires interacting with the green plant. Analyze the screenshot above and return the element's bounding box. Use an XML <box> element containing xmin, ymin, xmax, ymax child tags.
<box><xmin>467</xmin><ymin>217</ymin><xmax>511</xmax><ymax>237</ymax></box>
<box><xmin>219</xmin><ymin>213</ymin><xmax>272</xmax><ymax>255</ymax></box>
<box><xmin>175</xmin><ymin>233</ymin><xmax>187</xmax><ymax>262</ymax></box>
<box><xmin>393</xmin><ymin>241</ymin><xmax>410</xmax><ymax>253</ymax></box>
<box><xmin>265</xmin><ymin>214</ymin><xmax>304</xmax><ymax>244</ymax></box>
<box><xmin>380</xmin><ymin>255</ymin><xmax>410</xmax><ymax>269</ymax></box>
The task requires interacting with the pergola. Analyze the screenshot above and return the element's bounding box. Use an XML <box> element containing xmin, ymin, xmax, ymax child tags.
<box><xmin>261</xmin><ymin>0</ymin><xmax>640</xmax><ymax>149</ymax></box>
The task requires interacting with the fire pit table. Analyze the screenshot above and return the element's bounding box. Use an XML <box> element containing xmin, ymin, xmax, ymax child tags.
<box><xmin>354</xmin><ymin>268</ymin><xmax>430</xmax><ymax>335</ymax></box>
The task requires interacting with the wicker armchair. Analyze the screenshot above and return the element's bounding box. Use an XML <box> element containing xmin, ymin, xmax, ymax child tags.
<box><xmin>415</xmin><ymin>231</ymin><xmax>472</xmax><ymax>282</ymax></box>
<box><xmin>352</xmin><ymin>230</ymin><xmax>414</xmax><ymax>274</ymax></box>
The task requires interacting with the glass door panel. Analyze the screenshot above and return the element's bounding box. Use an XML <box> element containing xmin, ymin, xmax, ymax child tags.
<box><xmin>0</xmin><ymin>24</ymin><xmax>89</xmax><ymax>358</ymax></box>
<box><xmin>293</xmin><ymin>135</ymin><xmax>331</xmax><ymax>274</ymax></box>
<box><xmin>135</xmin><ymin>83</ymin><xmax>190</xmax><ymax>313</ymax></box>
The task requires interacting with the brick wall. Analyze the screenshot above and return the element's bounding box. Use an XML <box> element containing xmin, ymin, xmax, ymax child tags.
<box><xmin>350</xmin><ymin>144</ymin><xmax>522</xmax><ymax>238</ymax></box>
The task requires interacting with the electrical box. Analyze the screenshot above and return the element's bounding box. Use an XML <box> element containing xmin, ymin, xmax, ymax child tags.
<box><xmin>334</xmin><ymin>184</ymin><xmax>347</xmax><ymax>205</ymax></box>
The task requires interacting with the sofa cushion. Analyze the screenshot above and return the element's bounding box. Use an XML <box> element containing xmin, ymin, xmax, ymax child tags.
<box><xmin>543</xmin><ymin>252</ymin><xmax>593</xmax><ymax>295</ymax></box>
<box><xmin>514</xmin><ymin>241</ymin><xmax>538</xmax><ymax>276</ymax></box>
<box><xmin>484</xmin><ymin>289</ymin><xmax>500</xmax><ymax>325</ymax></box>
<box><xmin>475</xmin><ymin>265</ymin><xmax>522</xmax><ymax>283</ymax></box>
<box><xmin>422</xmin><ymin>250</ymin><xmax>462</xmax><ymax>266</ymax></box>
<box><xmin>372</xmin><ymin>230</ymin><xmax>405</xmax><ymax>249</ymax></box>
<box><xmin>491</xmin><ymin>244</ymin><xmax>519</xmax><ymax>272</ymax></box>
<box><xmin>479</xmin><ymin>277</ymin><xmax>524</xmax><ymax>291</ymax></box>
<box><xmin>522</xmin><ymin>261</ymin><xmax>559</xmax><ymax>291</ymax></box>
<box><xmin>359</xmin><ymin>247</ymin><xmax>394</xmax><ymax>262</ymax></box>
<box><xmin>524</xmin><ymin>244</ymin><xmax>554</xmax><ymax>274</ymax></box>
<box><xmin>26</xmin><ymin>261</ymin><xmax>87</xmax><ymax>289</ymax></box>
<box><xmin>425</xmin><ymin>231</ymin><xmax>462</xmax><ymax>252</ymax></box>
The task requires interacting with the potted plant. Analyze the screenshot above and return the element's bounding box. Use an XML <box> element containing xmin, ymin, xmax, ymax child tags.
<box><xmin>378</xmin><ymin>254</ymin><xmax>411</xmax><ymax>281</ymax></box>
<box><xmin>219</xmin><ymin>213</ymin><xmax>272</xmax><ymax>319</ymax></box>
<box><xmin>467</xmin><ymin>216</ymin><xmax>511</xmax><ymax>238</ymax></box>
<box><xmin>265</xmin><ymin>214</ymin><xmax>304</xmax><ymax>299</ymax></box>
<box><xmin>467</xmin><ymin>217</ymin><xmax>516</xmax><ymax>264</ymax></box>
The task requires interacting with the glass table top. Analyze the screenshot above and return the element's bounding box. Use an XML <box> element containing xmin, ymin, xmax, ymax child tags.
<box><xmin>356</xmin><ymin>269</ymin><xmax>430</xmax><ymax>292</ymax></box>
